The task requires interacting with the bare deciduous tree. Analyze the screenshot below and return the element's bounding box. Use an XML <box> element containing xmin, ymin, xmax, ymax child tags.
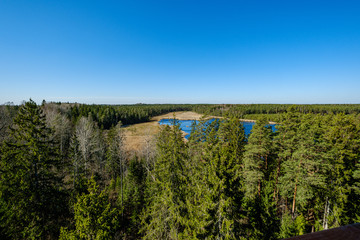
<box><xmin>141</xmin><ymin>130</ymin><xmax>156</xmax><ymax>181</ymax></box>
<box><xmin>0</xmin><ymin>104</ymin><xmax>13</xmax><ymax>143</ymax></box>
<box><xmin>106</xmin><ymin>122</ymin><xmax>126</xmax><ymax>179</ymax></box>
<box><xmin>74</xmin><ymin>116</ymin><xmax>103</xmax><ymax>175</ymax></box>
<box><xmin>44</xmin><ymin>108</ymin><xmax>72</xmax><ymax>158</ymax></box>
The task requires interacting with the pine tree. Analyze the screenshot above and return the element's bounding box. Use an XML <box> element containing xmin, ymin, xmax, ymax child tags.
<box><xmin>277</xmin><ymin>112</ymin><xmax>327</xmax><ymax>237</ymax></box>
<box><xmin>274</xmin><ymin>107</ymin><xmax>301</xmax><ymax>210</ymax></box>
<box><xmin>323</xmin><ymin>113</ymin><xmax>360</xmax><ymax>227</ymax></box>
<box><xmin>243</xmin><ymin>117</ymin><xmax>279</xmax><ymax>239</ymax></box>
<box><xmin>0</xmin><ymin>99</ymin><xmax>66</xmax><ymax>239</ymax></box>
<box><xmin>243</xmin><ymin>117</ymin><xmax>274</xmax><ymax>199</ymax></box>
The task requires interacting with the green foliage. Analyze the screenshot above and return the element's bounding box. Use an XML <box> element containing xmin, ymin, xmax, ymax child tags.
<box><xmin>243</xmin><ymin>184</ymin><xmax>279</xmax><ymax>239</ymax></box>
<box><xmin>141</xmin><ymin>120</ymin><xmax>191</xmax><ymax>239</ymax></box>
<box><xmin>322</xmin><ymin>113</ymin><xmax>360</xmax><ymax>226</ymax></box>
<box><xmin>2</xmin><ymin>100</ymin><xmax>360</xmax><ymax>239</ymax></box>
<box><xmin>279</xmin><ymin>213</ymin><xmax>297</xmax><ymax>238</ymax></box>
<box><xmin>353</xmin><ymin>163</ymin><xmax>360</xmax><ymax>194</ymax></box>
<box><xmin>295</xmin><ymin>214</ymin><xmax>306</xmax><ymax>235</ymax></box>
<box><xmin>122</xmin><ymin>156</ymin><xmax>147</xmax><ymax>238</ymax></box>
<box><xmin>242</xmin><ymin>117</ymin><xmax>279</xmax><ymax>239</ymax></box>
<box><xmin>279</xmin><ymin>213</ymin><xmax>306</xmax><ymax>238</ymax></box>
<box><xmin>243</xmin><ymin>117</ymin><xmax>275</xmax><ymax>199</ymax></box>
<box><xmin>70</xmin><ymin>103</ymin><xmax>194</xmax><ymax>129</ymax></box>
<box><xmin>0</xmin><ymin>99</ymin><xmax>66</xmax><ymax>239</ymax></box>
<box><xmin>194</xmin><ymin>103</ymin><xmax>360</xmax><ymax>118</ymax></box>
<box><xmin>59</xmin><ymin>177</ymin><xmax>120</xmax><ymax>240</ymax></box>
<box><xmin>201</xmin><ymin>117</ymin><xmax>246</xmax><ymax>239</ymax></box>
<box><xmin>277</xmin><ymin>112</ymin><xmax>327</xmax><ymax>217</ymax></box>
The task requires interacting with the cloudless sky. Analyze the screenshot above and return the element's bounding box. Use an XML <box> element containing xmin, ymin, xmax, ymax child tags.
<box><xmin>1</xmin><ymin>0</ymin><xmax>359</xmax><ymax>104</ymax></box>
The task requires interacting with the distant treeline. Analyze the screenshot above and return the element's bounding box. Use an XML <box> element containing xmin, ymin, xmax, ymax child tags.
<box><xmin>68</xmin><ymin>103</ymin><xmax>193</xmax><ymax>129</ymax></box>
<box><xmin>193</xmin><ymin>104</ymin><xmax>360</xmax><ymax>119</ymax></box>
<box><xmin>2</xmin><ymin>102</ymin><xmax>196</xmax><ymax>131</ymax></box>
<box><xmin>3</xmin><ymin>103</ymin><xmax>360</xmax><ymax>130</ymax></box>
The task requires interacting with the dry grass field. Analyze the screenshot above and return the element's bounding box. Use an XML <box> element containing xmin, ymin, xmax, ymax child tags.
<box><xmin>122</xmin><ymin>111</ymin><xmax>208</xmax><ymax>153</ymax></box>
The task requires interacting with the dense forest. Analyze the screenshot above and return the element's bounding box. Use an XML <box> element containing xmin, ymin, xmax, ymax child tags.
<box><xmin>194</xmin><ymin>103</ymin><xmax>360</xmax><ymax>121</ymax></box>
<box><xmin>68</xmin><ymin>103</ymin><xmax>194</xmax><ymax>129</ymax></box>
<box><xmin>0</xmin><ymin>101</ymin><xmax>360</xmax><ymax>239</ymax></box>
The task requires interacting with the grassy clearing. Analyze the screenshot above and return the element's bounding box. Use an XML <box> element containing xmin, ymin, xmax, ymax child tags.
<box><xmin>122</xmin><ymin>111</ymin><xmax>206</xmax><ymax>153</ymax></box>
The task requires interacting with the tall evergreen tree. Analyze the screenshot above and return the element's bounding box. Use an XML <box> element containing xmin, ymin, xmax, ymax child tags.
<box><xmin>277</xmin><ymin>112</ymin><xmax>327</xmax><ymax>237</ymax></box>
<box><xmin>243</xmin><ymin>117</ymin><xmax>274</xmax><ymax>199</ymax></box>
<box><xmin>243</xmin><ymin>117</ymin><xmax>279</xmax><ymax>239</ymax></box>
<box><xmin>203</xmin><ymin>117</ymin><xmax>246</xmax><ymax>239</ymax></box>
<box><xmin>274</xmin><ymin>107</ymin><xmax>301</xmax><ymax>210</ymax></box>
<box><xmin>0</xmin><ymin>99</ymin><xmax>66</xmax><ymax>239</ymax></box>
<box><xmin>141</xmin><ymin>120</ymin><xmax>190</xmax><ymax>239</ymax></box>
<box><xmin>59</xmin><ymin>177</ymin><xmax>120</xmax><ymax>240</ymax></box>
<box><xmin>323</xmin><ymin>113</ymin><xmax>360</xmax><ymax>227</ymax></box>
<box><xmin>122</xmin><ymin>156</ymin><xmax>147</xmax><ymax>239</ymax></box>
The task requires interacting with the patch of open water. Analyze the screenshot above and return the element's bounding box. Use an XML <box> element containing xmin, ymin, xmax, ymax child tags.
<box><xmin>158</xmin><ymin>119</ymin><xmax>276</xmax><ymax>140</ymax></box>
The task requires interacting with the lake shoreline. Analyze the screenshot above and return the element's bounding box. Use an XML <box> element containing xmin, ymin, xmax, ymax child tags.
<box><xmin>153</xmin><ymin>111</ymin><xmax>277</xmax><ymax>125</ymax></box>
<box><xmin>123</xmin><ymin>111</ymin><xmax>277</xmax><ymax>153</ymax></box>
<box><xmin>158</xmin><ymin>116</ymin><xmax>277</xmax><ymax>125</ymax></box>
<box><xmin>159</xmin><ymin>117</ymin><xmax>277</xmax><ymax>141</ymax></box>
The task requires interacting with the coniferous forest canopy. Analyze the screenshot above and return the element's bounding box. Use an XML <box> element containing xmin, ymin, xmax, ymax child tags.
<box><xmin>1</xmin><ymin>100</ymin><xmax>360</xmax><ymax>239</ymax></box>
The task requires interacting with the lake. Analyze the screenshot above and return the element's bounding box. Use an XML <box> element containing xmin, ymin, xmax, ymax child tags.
<box><xmin>158</xmin><ymin>119</ymin><xmax>277</xmax><ymax>140</ymax></box>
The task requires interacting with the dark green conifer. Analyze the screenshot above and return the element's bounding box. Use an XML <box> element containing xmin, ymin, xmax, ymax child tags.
<box><xmin>323</xmin><ymin>113</ymin><xmax>360</xmax><ymax>227</ymax></box>
<box><xmin>204</xmin><ymin>117</ymin><xmax>246</xmax><ymax>239</ymax></box>
<box><xmin>243</xmin><ymin>117</ymin><xmax>274</xmax><ymax>199</ymax></box>
<box><xmin>141</xmin><ymin>120</ymin><xmax>189</xmax><ymax>239</ymax></box>
<box><xmin>243</xmin><ymin>117</ymin><xmax>279</xmax><ymax>239</ymax></box>
<box><xmin>0</xmin><ymin>99</ymin><xmax>66</xmax><ymax>239</ymax></box>
<box><xmin>122</xmin><ymin>156</ymin><xmax>147</xmax><ymax>238</ymax></box>
<box><xmin>277</xmin><ymin>111</ymin><xmax>327</xmax><ymax>237</ymax></box>
<box><xmin>59</xmin><ymin>177</ymin><xmax>120</xmax><ymax>239</ymax></box>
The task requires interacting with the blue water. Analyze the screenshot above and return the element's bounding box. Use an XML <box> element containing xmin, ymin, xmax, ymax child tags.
<box><xmin>158</xmin><ymin>119</ymin><xmax>276</xmax><ymax>140</ymax></box>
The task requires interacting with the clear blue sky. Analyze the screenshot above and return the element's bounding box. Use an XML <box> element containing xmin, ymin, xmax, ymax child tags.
<box><xmin>1</xmin><ymin>0</ymin><xmax>359</xmax><ymax>104</ymax></box>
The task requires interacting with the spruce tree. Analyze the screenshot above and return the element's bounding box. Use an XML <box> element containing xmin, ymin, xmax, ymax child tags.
<box><xmin>59</xmin><ymin>177</ymin><xmax>120</xmax><ymax>239</ymax></box>
<box><xmin>122</xmin><ymin>156</ymin><xmax>147</xmax><ymax>238</ymax></box>
<box><xmin>141</xmin><ymin>120</ymin><xmax>189</xmax><ymax>239</ymax></box>
<box><xmin>204</xmin><ymin>117</ymin><xmax>246</xmax><ymax>239</ymax></box>
<box><xmin>184</xmin><ymin>118</ymin><xmax>217</xmax><ymax>239</ymax></box>
<box><xmin>0</xmin><ymin>99</ymin><xmax>66</xmax><ymax>239</ymax></box>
